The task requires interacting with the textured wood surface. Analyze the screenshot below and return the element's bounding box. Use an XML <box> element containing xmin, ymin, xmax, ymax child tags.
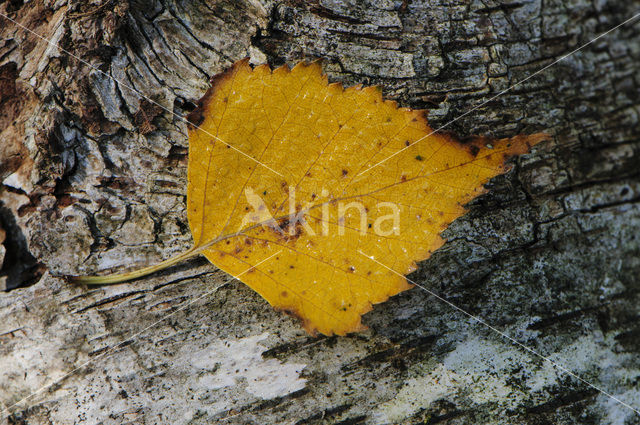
<box><xmin>1</xmin><ymin>0</ymin><xmax>639</xmax><ymax>423</ymax></box>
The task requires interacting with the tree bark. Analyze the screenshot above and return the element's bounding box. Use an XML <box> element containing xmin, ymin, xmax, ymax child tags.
<box><xmin>1</xmin><ymin>0</ymin><xmax>640</xmax><ymax>424</ymax></box>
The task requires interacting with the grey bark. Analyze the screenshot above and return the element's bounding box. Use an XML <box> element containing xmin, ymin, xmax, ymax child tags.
<box><xmin>1</xmin><ymin>0</ymin><xmax>640</xmax><ymax>424</ymax></box>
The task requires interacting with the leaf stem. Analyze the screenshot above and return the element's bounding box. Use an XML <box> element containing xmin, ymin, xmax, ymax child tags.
<box><xmin>68</xmin><ymin>246</ymin><xmax>201</xmax><ymax>285</ymax></box>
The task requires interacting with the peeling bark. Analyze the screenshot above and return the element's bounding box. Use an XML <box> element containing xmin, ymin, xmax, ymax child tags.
<box><xmin>1</xmin><ymin>0</ymin><xmax>640</xmax><ymax>424</ymax></box>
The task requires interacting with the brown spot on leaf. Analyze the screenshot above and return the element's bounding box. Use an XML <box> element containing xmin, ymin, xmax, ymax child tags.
<box><xmin>271</xmin><ymin>216</ymin><xmax>304</xmax><ymax>243</ymax></box>
<box><xmin>275</xmin><ymin>305</ymin><xmax>318</xmax><ymax>336</ymax></box>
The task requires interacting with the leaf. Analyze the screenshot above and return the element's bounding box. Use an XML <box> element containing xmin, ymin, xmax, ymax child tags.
<box><xmin>73</xmin><ymin>59</ymin><xmax>548</xmax><ymax>336</ymax></box>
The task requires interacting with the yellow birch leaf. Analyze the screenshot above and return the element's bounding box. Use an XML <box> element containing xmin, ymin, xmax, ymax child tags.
<box><xmin>74</xmin><ymin>58</ymin><xmax>548</xmax><ymax>336</ymax></box>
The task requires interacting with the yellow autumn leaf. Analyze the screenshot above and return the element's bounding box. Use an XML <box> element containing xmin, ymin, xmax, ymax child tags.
<box><xmin>73</xmin><ymin>58</ymin><xmax>548</xmax><ymax>336</ymax></box>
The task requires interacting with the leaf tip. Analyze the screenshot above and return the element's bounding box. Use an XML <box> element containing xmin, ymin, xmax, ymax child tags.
<box><xmin>499</xmin><ymin>132</ymin><xmax>551</xmax><ymax>158</ymax></box>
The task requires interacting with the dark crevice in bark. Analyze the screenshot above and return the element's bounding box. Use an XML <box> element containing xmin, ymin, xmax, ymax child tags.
<box><xmin>0</xmin><ymin>202</ymin><xmax>43</xmax><ymax>291</ymax></box>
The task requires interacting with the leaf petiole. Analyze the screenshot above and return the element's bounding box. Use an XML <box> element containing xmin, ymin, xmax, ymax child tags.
<box><xmin>68</xmin><ymin>246</ymin><xmax>201</xmax><ymax>285</ymax></box>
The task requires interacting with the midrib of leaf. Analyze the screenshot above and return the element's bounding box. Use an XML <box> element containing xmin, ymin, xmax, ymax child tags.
<box><xmin>68</xmin><ymin>142</ymin><xmax>510</xmax><ymax>285</ymax></box>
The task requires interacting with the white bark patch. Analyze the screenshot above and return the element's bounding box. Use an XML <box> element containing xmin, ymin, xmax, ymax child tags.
<box><xmin>373</xmin><ymin>335</ymin><xmax>640</xmax><ymax>424</ymax></box>
<box><xmin>187</xmin><ymin>333</ymin><xmax>307</xmax><ymax>400</ymax></box>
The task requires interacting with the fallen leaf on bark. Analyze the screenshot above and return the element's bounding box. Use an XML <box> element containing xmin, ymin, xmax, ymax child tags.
<box><xmin>71</xmin><ymin>59</ymin><xmax>548</xmax><ymax>336</ymax></box>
